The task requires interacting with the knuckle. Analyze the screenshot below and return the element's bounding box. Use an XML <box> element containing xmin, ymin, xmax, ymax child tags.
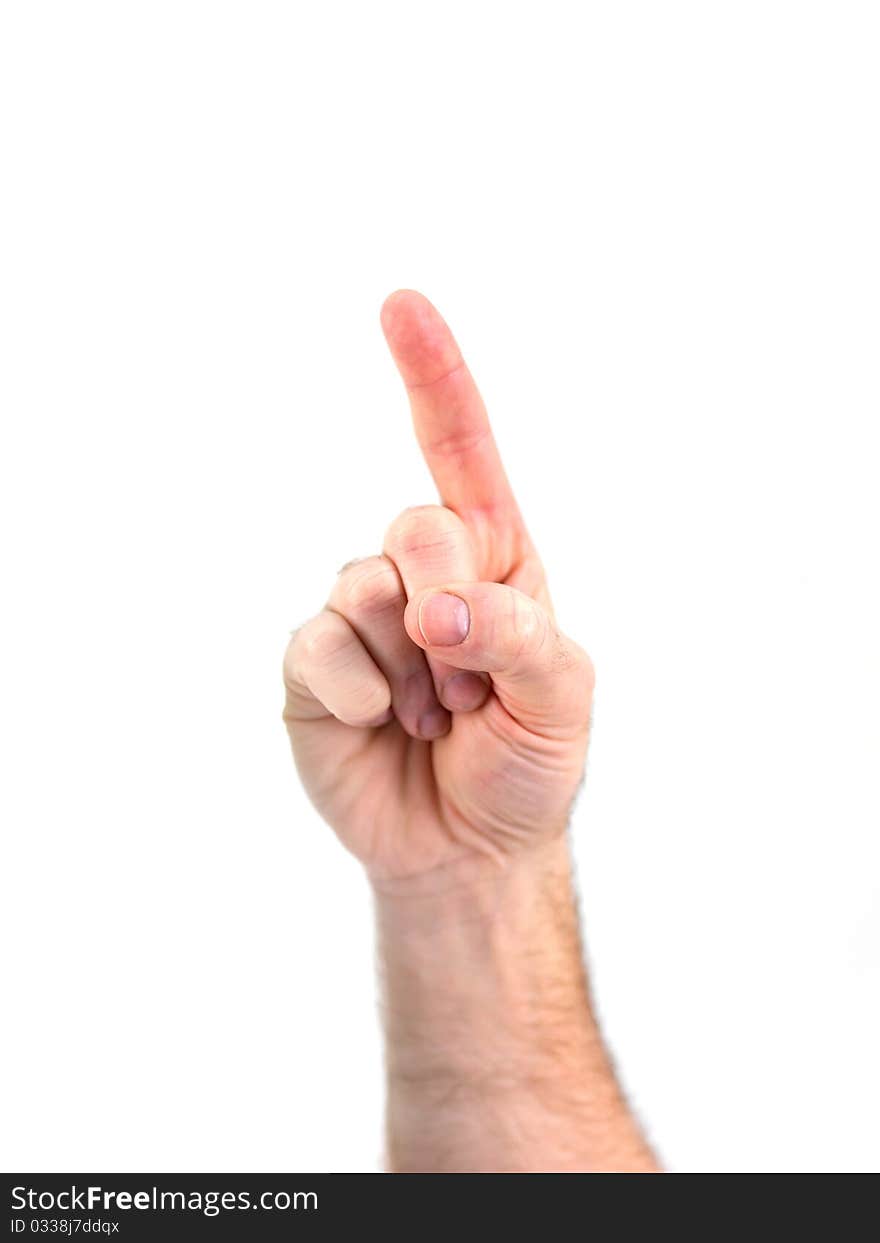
<box><xmin>346</xmin><ymin>692</ymin><xmax>390</xmax><ymax>729</ymax></box>
<box><xmin>384</xmin><ymin>504</ymin><xmax>462</xmax><ymax>558</ymax></box>
<box><xmin>285</xmin><ymin>618</ymin><xmax>316</xmax><ymax>670</ymax></box>
<box><xmin>336</xmin><ymin>556</ymin><xmax>401</xmax><ymax>616</ymax></box>
<box><xmin>548</xmin><ymin>635</ymin><xmax>580</xmax><ymax>674</ymax></box>
<box><xmin>510</xmin><ymin>594</ymin><xmax>548</xmax><ymax>662</ymax></box>
<box><xmin>283</xmin><ymin>619</ymin><xmax>327</xmax><ymax>697</ymax></box>
<box><xmin>282</xmin><ymin>632</ymin><xmax>301</xmax><ymax>691</ymax></box>
<box><xmin>506</xmin><ymin>597</ymin><xmax>595</xmax><ymax>691</ymax></box>
<box><xmin>545</xmin><ymin>632</ymin><xmax>594</xmax><ymax>689</ymax></box>
<box><xmin>298</xmin><ymin>614</ymin><xmax>350</xmax><ymax>668</ymax></box>
<box><xmin>579</xmin><ymin>646</ymin><xmax>597</xmax><ymax>694</ymax></box>
<box><xmin>566</xmin><ymin>642</ymin><xmax>596</xmax><ymax>726</ymax></box>
<box><xmin>550</xmin><ymin>638</ymin><xmax>596</xmax><ymax>727</ymax></box>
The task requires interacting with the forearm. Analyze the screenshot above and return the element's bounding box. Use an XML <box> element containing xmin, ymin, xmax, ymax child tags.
<box><xmin>373</xmin><ymin>837</ymin><xmax>659</xmax><ymax>1173</ymax></box>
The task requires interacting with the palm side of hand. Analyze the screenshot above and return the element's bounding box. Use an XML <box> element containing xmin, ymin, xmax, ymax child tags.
<box><xmin>285</xmin><ymin>292</ymin><xmax>593</xmax><ymax>883</ymax></box>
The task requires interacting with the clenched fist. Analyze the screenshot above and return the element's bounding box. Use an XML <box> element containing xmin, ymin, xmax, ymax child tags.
<box><xmin>283</xmin><ymin>290</ymin><xmax>594</xmax><ymax>884</ymax></box>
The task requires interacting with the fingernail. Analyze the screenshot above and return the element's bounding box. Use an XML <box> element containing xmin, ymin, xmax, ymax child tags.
<box><xmin>418</xmin><ymin>705</ymin><xmax>451</xmax><ymax>739</ymax></box>
<box><xmin>418</xmin><ymin>592</ymin><xmax>470</xmax><ymax>647</ymax></box>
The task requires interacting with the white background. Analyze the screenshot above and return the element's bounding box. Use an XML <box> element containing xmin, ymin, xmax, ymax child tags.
<box><xmin>1</xmin><ymin>2</ymin><xmax>878</xmax><ymax>1173</ymax></box>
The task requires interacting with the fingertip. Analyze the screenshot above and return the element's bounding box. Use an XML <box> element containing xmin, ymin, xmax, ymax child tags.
<box><xmin>417</xmin><ymin>704</ymin><xmax>452</xmax><ymax>740</ymax></box>
<box><xmin>441</xmin><ymin>671</ymin><xmax>490</xmax><ymax>713</ymax></box>
<box><xmin>380</xmin><ymin>287</ymin><xmax>424</xmax><ymax>325</ymax></box>
<box><xmin>379</xmin><ymin>289</ymin><xmax>462</xmax><ymax>388</ymax></box>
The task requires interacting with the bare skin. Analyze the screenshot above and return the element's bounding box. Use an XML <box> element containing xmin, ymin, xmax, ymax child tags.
<box><xmin>284</xmin><ymin>290</ymin><xmax>659</xmax><ymax>1172</ymax></box>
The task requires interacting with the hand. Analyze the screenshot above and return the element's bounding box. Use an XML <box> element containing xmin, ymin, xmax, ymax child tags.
<box><xmin>284</xmin><ymin>290</ymin><xmax>594</xmax><ymax>884</ymax></box>
<box><xmin>284</xmin><ymin>293</ymin><xmax>657</xmax><ymax>1171</ymax></box>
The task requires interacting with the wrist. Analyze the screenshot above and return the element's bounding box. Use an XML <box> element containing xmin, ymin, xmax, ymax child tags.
<box><xmin>373</xmin><ymin>833</ymin><xmax>658</xmax><ymax>1171</ymax></box>
<box><xmin>372</xmin><ymin>834</ymin><xmax>601</xmax><ymax>1088</ymax></box>
<box><xmin>369</xmin><ymin>833</ymin><xmax>573</xmax><ymax>914</ymax></box>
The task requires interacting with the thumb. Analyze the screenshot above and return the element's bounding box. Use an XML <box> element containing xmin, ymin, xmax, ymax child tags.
<box><xmin>403</xmin><ymin>582</ymin><xmax>594</xmax><ymax>739</ymax></box>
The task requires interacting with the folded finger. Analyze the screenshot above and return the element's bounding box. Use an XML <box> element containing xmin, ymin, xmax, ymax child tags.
<box><xmin>328</xmin><ymin>555</ymin><xmax>449</xmax><ymax>740</ymax></box>
<box><xmin>284</xmin><ymin>611</ymin><xmax>392</xmax><ymax>730</ymax></box>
